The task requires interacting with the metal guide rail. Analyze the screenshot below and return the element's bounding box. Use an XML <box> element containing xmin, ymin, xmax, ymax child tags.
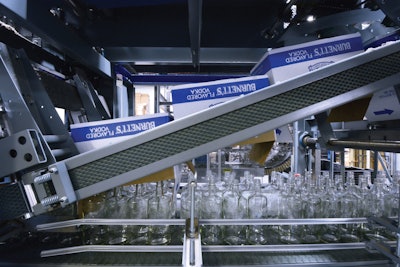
<box><xmin>3</xmin><ymin>41</ymin><xmax>400</xmax><ymax>220</ymax></box>
<box><xmin>34</xmin><ymin>217</ymin><xmax>395</xmax><ymax>259</ymax></box>
<box><xmin>36</xmin><ymin>218</ymin><xmax>370</xmax><ymax>231</ymax></box>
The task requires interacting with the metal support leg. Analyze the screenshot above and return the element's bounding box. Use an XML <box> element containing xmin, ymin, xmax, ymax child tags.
<box><xmin>182</xmin><ymin>180</ymin><xmax>202</xmax><ymax>267</ymax></box>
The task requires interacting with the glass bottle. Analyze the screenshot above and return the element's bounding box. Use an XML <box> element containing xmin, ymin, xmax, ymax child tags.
<box><xmin>200</xmin><ymin>176</ymin><xmax>223</xmax><ymax>245</ymax></box>
<box><xmin>247</xmin><ymin>179</ymin><xmax>268</xmax><ymax>244</ymax></box>
<box><xmin>148</xmin><ymin>181</ymin><xmax>173</xmax><ymax>245</ymax></box>
<box><xmin>367</xmin><ymin>172</ymin><xmax>388</xmax><ymax>217</ymax></box>
<box><xmin>301</xmin><ymin>176</ymin><xmax>322</xmax><ymax>244</ymax></box>
<box><xmin>222</xmin><ymin>179</ymin><xmax>246</xmax><ymax>245</ymax></box>
<box><xmin>81</xmin><ymin>194</ymin><xmax>107</xmax><ymax>245</ymax></box>
<box><xmin>364</xmin><ymin>172</ymin><xmax>390</xmax><ymax>241</ymax></box>
<box><xmin>336</xmin><ymin>174</ymin><xmax>360</xmax><ymax>242</ymax></box>
<box><xmin>357</xmin><ymin>174</ymin><xmax>373</xmax><ymax>238</ymax></box>
<box><xmin>278</xmin><ymin>174</ymin><xmax>301</xmax><ymax>244</ymax></box>
<box><xmin>262</xmin><ymin>171</ymin><xmax>282</xmax><ymax>244</ymax></box>
<box><xmin>262</xmin><ymin>171</ymin><xmax>281</xmax><ymax>219</ymax></box>
<box><xmin>240</xmin><ymin>170</ymin><xmax>254</xmax><ymax>191</ymax></box>
<box><xmin>180</xmin><ymin>182</ymin><xmax>201</xmax><ymax>219</ymax></box>
<box><xmin>239</xmin><ymin>171</ymin><xmax>255</xmax><ymax>221</ymax></box>
<box><xmin>384</xmin><ymin>171</ymin><xmax>400</xmax><ymax>218</ymax></box>
<box><xmin>126</xmin><ymin>184</ymin><xmax>150</xmax><ymax>245</ymax></box>
<box><xmin>356</xmin><ymin>174</ymin><xmax>371</xmax><ymax>217</ymax></box>
<box><xmin>104</xmin><ymin>187</ymin><xmax>129</xmax><ymax>245</ymax></box>
<box><xmin>320</xmin><ymin>175</ymin><xmax>340</xmax><ymax>243</ymax></box>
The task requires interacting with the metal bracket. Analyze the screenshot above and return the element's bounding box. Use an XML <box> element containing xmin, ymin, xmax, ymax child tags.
<box><xmin>182</xmin><ymin>179</ymin><xmax>202</xmax><ymax>267</ymax></box>
<box><xmin>368</xmin><ymin>216</ymin><xmax>399</xmax><ymax>234</ymax></box>
<box><xmin>21</xmin><ymin>161</ymin><xmax>76</xmax><ymax>215</ymax></box>
<box><xmin>367</xmin><ymin>240</ymin><xmax>400</xmax><ymax>264</ymax></box>
<box><xmin>182</xmin><ymin>226</ymin><xmax>202</xmax><ymax>267</ymax></box>
<box><xmin>0</xmin><ymin>129</ymin><xmax>47</xmax><ymax>178</ymax></box>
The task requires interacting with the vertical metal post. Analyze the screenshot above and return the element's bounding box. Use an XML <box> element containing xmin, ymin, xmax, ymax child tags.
<box><xmin>307</xmin><ymin>148</ymin><xmax>312</xmax><ymax>173</ymax></box>
<box><xmin>329</xmin><ymin>150</ymin><xmax>335</xmax><ymax>180</ymax></box>
<box><xmin>182</xmin><ymin>179</ymin><xmax>202</xmax><ymax>267</ymax></box>
<box><xmin>373</xmin><ymin>151</ymin><xmax>379</xmax><ymax>179</ymax></box>
<box><xmin>154</xmin><ymin>85</ymin><xmax>160</xmax><ymax>114</ymax></box>
<box><xmin>189</xmin><ymin>181</ymin><xmax>196</xmax><ymax>265</ymax></box>
<box><xmin>396</xmin><ymin>185</ymin><xmax>400</xmax><ymax>267</ymax></box>
<box><xmin>217</xmin><ymin>149</ymin><xmax>222</xmax><ymax>181</ymax></box>
<box><xmin>293</xmin><ymin>121</ymin><xmax>299</xmax><ymax>174</ymax></box>
<box><xmin>127</xmin><ymin>83</ymin><xmax>135</xmax><ymax>116</ymax></box>
<box><xmin>314</xmin><ymin>148</ymin><xmax>321</xmax><ymax>180</ymax></box>
<box><xmin>377</xmin><ymin>152</ymin><xmax>392</xmax><ymax>182</ymax></box>
<box><xmin>340</xmin><ymin>150</ymin><xmax>345</xmax><ymax>181</ymax></box>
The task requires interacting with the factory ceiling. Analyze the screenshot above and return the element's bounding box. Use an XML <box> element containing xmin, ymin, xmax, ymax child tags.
<box><xmin>0</xmin><ymin>0</ymin><xmax>399</xmax><ymax>77</ymax></box>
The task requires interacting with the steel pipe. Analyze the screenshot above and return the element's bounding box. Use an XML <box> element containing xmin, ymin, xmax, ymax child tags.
<box><xmin>328</xmin><ymin>139</ymin><xmax>400</xmax><ymax>152</ymax></box>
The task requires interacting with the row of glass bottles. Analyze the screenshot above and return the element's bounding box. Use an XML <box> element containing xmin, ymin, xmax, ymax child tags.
<box><xmin>179</xmin><ymin>169</ymin><xmax>399</xmax><ymax>245</ymax></box>
<box><xmin>77</xmin><ymin>169</ymin><xmax>400</xmax><ymax>246</ymax></box>
<box><xmin>81</xmin><ymin>181</ymin><xmax>176</xmax><ymax>245</ymax></box>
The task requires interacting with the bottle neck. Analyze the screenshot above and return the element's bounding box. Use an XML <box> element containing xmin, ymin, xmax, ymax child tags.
<box><xmin>335</xmin><ymin>175</ymin><xmax>345</xmax><ymax>192</ymax></box>
<box><xmin>358</xmin><ymin>176</ymin><xmax>369</xmax><ymax>192</ymax></box>
<box><xmin>253</xmin><ymin>179</ymin><xmax>262</xmax><ymax>194</ymax></box>
<box><xmin>156</xmin><ymin>181</ymin><xmax>163</xmax><ymax>197</ymax></box>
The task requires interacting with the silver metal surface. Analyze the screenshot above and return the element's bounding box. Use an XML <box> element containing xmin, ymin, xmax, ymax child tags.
<box><xmin>40</xmin><ymin>242</ymin><xmax>397</xmax><ymax>258</ymax></box>
<box><xmin>0</xmin><ymin>129</ymin><xmax>46</xmax><ymax>177</ymax></box>
<box><xmin>105</xmin><ymin>47</ymin><xmax>267</xmax><ymax>65</ymax></box>
<box><xmin>368</xmin><ymin>217</ymin><xmax>399</xmax><ymax>234</ymax></box>
<box><xmin>41</xmin><ymin>245</ymin><xmax>184</xmax><ymax>257</ymax></box>
<box><xmin>36</xmin><ymin>218</ymin><xmax>369</xmax><ymax>231</ymax></box>
<box><xmin>367</xmin><ymin>241</ymin><xmax>400</xmax><ymax>264</ymax></box>
<box><xmin>22</xmin><ymin>161</ymin><xmax>76</xmax><ymax>215</ymax></box>
<box><xmin>328</xmin><ymin>139</ymin><xmax>400</xmax><ymax>152</ymax></box>
<box><xmin>182</xmin><ymin>234</ymin><xmax>203</xmax><ymax>267</ymax></box>
<box><xmin>37</xmin><ymin>219</ymin><xmax>186</xmax><ymax>231</ymax></box>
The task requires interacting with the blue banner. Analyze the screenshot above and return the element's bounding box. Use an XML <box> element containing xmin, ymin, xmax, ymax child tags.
<box><xmin>251</xmin><ymin>35</ymin><xmax>363</xmax><ymax>75</ymax></box>
<box><xmin>71</xmin><ymin>115</ymin><xmax>171</xmax><ymax>142</ymax></box>
<box><xmin>171</xmin><ymin>77</ymin><xmax>269</xmax><ymax>104</ymax></box>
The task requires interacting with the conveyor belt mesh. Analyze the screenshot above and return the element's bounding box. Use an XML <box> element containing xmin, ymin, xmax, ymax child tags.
<box><xmin>0</xmin><ymin>183</ymin><xmax>30</xmax><ymax>219</ymax></box>
<box><xmin>69</xmin><ymin>51</ymin><xmax>400</xmax><ymax>190</ymax></box>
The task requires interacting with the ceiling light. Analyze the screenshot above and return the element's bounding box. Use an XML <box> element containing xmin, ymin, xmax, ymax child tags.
<box><xmin>306</xmin><ymin>15</ymin><xmax>315</xmax><ymax>22</ymax></box>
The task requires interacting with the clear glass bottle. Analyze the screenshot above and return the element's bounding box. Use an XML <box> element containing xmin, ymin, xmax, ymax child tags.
<box><xmin>247</xmin><ymin>179</ymin><xmax>268</xmax><ymax>244</ymax></box>
<box><xmin>320</xmin><ymin>175</ymin><xmax>340</xmax><ymax>243</ymax></box>
<box><xmin>180</xmin><ymin>182</ymin><xmax>201</xmax><ymax>219</ymax></box>
<box><xmin>336</xmin><ymin>174</ymin><xmax>360</xmax><ymax>242</ymax></box>
<box><xmin>126</xmin><ymin>183</ymin><xmax>150</xmax><ymax>245</ymax></box>
<box><xmin>104</xmin><ymin>187</ymin><xmax>129</xmax><ymax>245</ymax></box>
<box><xmin>278</xmin><ymin>174</ymin><xmax>301</xmax><ymax>244</ymax></box>
<box><xmin>385</xmin><ymin>171</ymin><xmax>400</xmax><ymax>218</ymax></box>
<box><xmin>367</xmin><ymin>172</ymin><xmax>388</xmax><ymax>217</ymax></box>
<box><xmin>262</xmin><ymin>172</ymin><xmax>282</xmax><ymax>244</ymax></box>
<box><xmin>301</xmin><ymin>176</ymin><xmax>322</xmax><ymax>244</ymax></box>
<box><xmin>201</xmin><ymin>176</ymin><xmax>223</xmax><ymax>245</ymax></box>
<box><xmin>262</xmin><ymin>171</ymin><xmax>281</xmax><ymax>219</ymax></box>
<box><xmin>81</xmin><ymin>194</ymin><xmax>107</xmax><ymax>245</ymax></box>
<box><xmin>364</xmin><ymin>172</ymin><xmax>390</xmax><ymax>241</ymax></box>
<box><xmin>148</xmin><ymin>181</ymin><xmax>173</xmax><ymax>245</ymax></box>
<box><xmin>222</xmin><ymin>179</ymin><xmax>246</xmax><ymax>245</ymax></box>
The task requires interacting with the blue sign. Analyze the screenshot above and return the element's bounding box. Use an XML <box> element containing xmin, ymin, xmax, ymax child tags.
<box><xmin>71</xmin><ymin>115</ymin><xmax>171</xmax><ymax>142</ymax></box>
<box><xmin>251</xmin><ymin>35</ymin><xmax>363</xmax><ymax>75</ymax></box>
<box><xmin>171</xmin><ymin>77</ymin><xmax>270</xmax><ymax>104</ymax></box>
